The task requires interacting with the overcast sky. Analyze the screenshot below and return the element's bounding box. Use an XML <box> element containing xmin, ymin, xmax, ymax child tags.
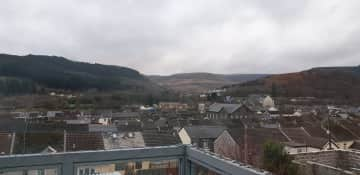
<box><xmin>0</xmin><ymin>0</ymin><xmax>359</xmax><ymax>75</ymax></box>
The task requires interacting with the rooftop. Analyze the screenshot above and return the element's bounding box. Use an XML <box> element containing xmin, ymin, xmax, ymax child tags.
<box><xmin>103</xmin><ymin>132</ymin><xmax>145</xmax><ymax>149</ymax></box>
<box><xmin>183</xmin><ymin>125</ymin><xmax>226</xmax><ymax>139</ymax></box>
<box><xmin>208</xmin><ymin>103</ymin><xmax>243</xmax><ymax>113</ymax></box>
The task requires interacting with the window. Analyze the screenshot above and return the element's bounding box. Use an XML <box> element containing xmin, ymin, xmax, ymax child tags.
<box><xmin>135</xmin><ymin>161</ymin><xmax>142</xmax><ymax>169</ymax></box>
<box><xmin>202</xmin><ymin>141</ymin><xmax>209</xmax><ymax>150</ymax></box>
<box><xmin>37</xmin><ymin>170</ymin><xmax>44</xmax><ymax>175</ymax></box>
<box><xmin>84</xmin><ymin>168</ymin><xmax>89</xmax><ymax>175</ymax></box>
<box><xmin>115</xmin><ymin>162</ymin><xmax>127</xmax><ymax>171</ymax></box>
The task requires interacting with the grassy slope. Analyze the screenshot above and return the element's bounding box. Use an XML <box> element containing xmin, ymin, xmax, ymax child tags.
<box><xmin>226</xmin><ymin>66</ymin><xmax>360</xmax><ymax>102</ymax></box>
<box><xmin>149</xmin><ymin>73</ymin><xmax>267</xmax><ymax>93</ymax></box>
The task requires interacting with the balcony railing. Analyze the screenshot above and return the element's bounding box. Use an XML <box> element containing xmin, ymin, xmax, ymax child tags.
<box><xmin>0</xmin><ymin>145</ymin><xmax>270</xmax><ymax>175</ymax></box>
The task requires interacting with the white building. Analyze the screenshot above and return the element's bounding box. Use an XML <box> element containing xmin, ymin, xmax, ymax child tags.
<box><xmin>262</xmin><ymin>96</ymin><xmax>275</xmax><ymax>109</ymax></box>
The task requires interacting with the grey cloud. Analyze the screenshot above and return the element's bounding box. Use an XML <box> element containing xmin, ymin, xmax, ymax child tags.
<box><xmin>0</xmin><ymin>0</ymin><xmax>359</xmax><ymax>75</ymax></box>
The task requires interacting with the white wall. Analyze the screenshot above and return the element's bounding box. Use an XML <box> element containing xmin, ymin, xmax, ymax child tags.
<box><xmin>285</xmin><ymin>146</ymin><xmax>320</xmax><ymax>155</ymax></box>
<box><xmin>263</xmin><ymin>96</ymin><xmax>275</xmax><ymax>108</ymax></box>
<box><xmin>178</xmin><ymin>128</ymin><xmax>191</xmax><ymax>144</ymax></box>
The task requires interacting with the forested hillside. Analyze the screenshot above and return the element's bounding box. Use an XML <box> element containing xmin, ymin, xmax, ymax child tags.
<box><xmin>0</xmin><ymin>54</ymin><xmax>157</xmax><ymax>95</ymax></box>
<box><xmin>226</xmin><ymin>66</ymin><xmax>360</xmax><ymax>103</ymax></box>
<box><xmin>149</xmin><ymin>73</ymin><xmax>267</xmax><ymax>93</ymax></box>
<box><xmin>0</xmin><ymin>77</ymin><xmax>36</xmax><ymax>95</ymax></box>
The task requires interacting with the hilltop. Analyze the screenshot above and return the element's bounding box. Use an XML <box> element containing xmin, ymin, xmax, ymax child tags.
<box><xmin>149</xmin><ymin>73</ymin><xmax>267</xmax><ymax>93</ymax></box>
<box><xmin>226</xmin><ymin>66</ymin><xmax>360</xmax><ymax>103</ymax></box>
<box><xmin>0</xmin><ymin>54</ymin><xmax>159</xmax><ymax>95</ymax></box>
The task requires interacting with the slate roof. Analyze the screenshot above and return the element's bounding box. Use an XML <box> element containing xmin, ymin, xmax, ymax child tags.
<box><xmin>227</xmin><ymin>127</ymin><xmax>245</xmax><ymax>144</ymax></box>
<box><xmin>208</xmin><ymin>103</ymin><xmax>242</xmax><ymax>114</ymax></box>
<box><xmin>282</xmin><ymin>128</ymin><xmax>311</xmax><ymax>143</ymax></box>
<box><xmin>28</xmin><ymin>123</ymin><xmax>88</xmax><ymax>133</ymax></box>
<box><xmin>282</xmin><ymin>127</ymin><xmax>329</xmax><ymax>149</ymax></box>
<box><xmin>350</xmin><ymin>140</ymin><xmax>360</xmax><ymax>150</ymax></box>
<box><xmin>14</xmin><ymin>132</ymin><xmax>64</xmax><ymax>154</ymax></box>
<box><xmin>142</xmin><ymin>120</ymin><xmax>157</xmax><ymax>130</ymax></box>
<box><xmin>142</xmin><ymin>129</ymin><xmax>181</xmax><ymax>147</ymax></box>
<box><xmin>338</xmin><ymin>120</ymin><xmax>360</xmax><ymax>139</ymax></box>
<box><xmin>66</xmin><ymin>133</ymin><xmax>104</xmax><ymax>151</ymax></box>
<box><xmin>88</xmin><ymin>124</ymin><xmax>118</xmax><ymax>133</ymax></box>
<box><xmin>0</xmin><ymin>119</ymin><xmax>26</xmax><ymax>132</ymax></box>
<box><xmin>117</xmin><ymin>120</ymin><xmax>142</xmax><ymax>131</ymax></box>
<box><xmin>303</xmin><ymin>137</ymin><xmax>329</xmax><ymax>149</ymax></box>
<box><xmin>154</xmin><ymin>117</ymin><xmax>168</xmax><ymax>128</ymax></box>
<box><xmin>246</xmin><ymin>128</ymin><xmax>289</xmax><ymax>144</ymax></box>
<box><xmin>329</xmin><ymin>120</ymin><xmax>358</xmax><ymax>141</ymax></box>
<box><xmin>226</xmin><ymin>127</ymin><xmax>289</xmax><ymax>145</ymax></box>
<box><xmin>63</xmin><ymin>124</ymin><xmax>89</xmax><ymax>132</ymax></box>
<box><xmin>183</xmin><ymin>125</ymin><xmax>226</xmax><ymax>140</ymax></box>
<box><xmin>302</xmin><ymin>125</ymin><xmax>328</xmax><ymax>138</ymax></box>
<box><xmin>219</xmin><ymin>126</ymin><xmax>332</xmax><ymax>167</ymax></box>
<box><xmin>189</xmin><ymin>119</ymin><xmax>224</xmax><ymax>126</ymax></box>
<box><xmin>167</xmin><ymin>119</ymin><xmax>188</xmax><ymax>128</ymax></box>
<box><xmin>111</xmin><ymin>112</ymin><xmax>140</xmax><ymax>119</ymax></box>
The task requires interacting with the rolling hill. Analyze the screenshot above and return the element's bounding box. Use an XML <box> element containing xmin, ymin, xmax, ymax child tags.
<box><xmin>226</xmin><ymin>66</ymin><xmax>360</xmax><ymax>102</ymax></box>
<box><xmin>149</xmin><ymin>73</ymin><xmax>267</xmax><ymax>93</ymax></box>
<box><xmin>0</xmin><ymin>54</ymin><xmax>159</xmax><ymax>95</ymax></box>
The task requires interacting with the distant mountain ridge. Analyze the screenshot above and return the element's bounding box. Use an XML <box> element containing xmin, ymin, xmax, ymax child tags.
<box><xmin>226</xmin><ymin>65</ymin><xmax>360</xmax><ymax>102</ymax></box>
<box><xmin>149</xmin><ymin>73</ymin><xmax>267</xmax><ymax>93</ymax></box>
<box><xmin>0</xmin><ymin>54</ymin><xmax>157</xmax><ymax>95</ymax></box>
<box><xmin>308</xmin><ymin>66</ymin><xmax>360</xmax><ymax>75</ymax></box>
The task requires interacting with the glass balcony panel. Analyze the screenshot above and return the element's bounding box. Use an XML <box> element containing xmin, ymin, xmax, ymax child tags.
<box><xmin>76</xmin><ymin>159</ymin><xmax>179</xmax><ymax>175</ymax></box>
<box><xmin>192</xmin><ymin>164</ymin><xmax>220</xmax><ymax>175</ymax></box>
<box><xmin>0</xmin><ymin>168</ymin><xmax>57</xmax><ymax>175</ymax></box>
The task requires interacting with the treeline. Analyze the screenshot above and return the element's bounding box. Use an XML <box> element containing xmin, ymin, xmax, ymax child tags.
<box><xmin>0</xmin><ymin>77</ymin><xmax>37</xmax><ymax>95</ymax></box>
<box><xmin>0</xmin><ymin>54</ymin><xmax>149</xmax><ymax>91</ymax></box>
<box><xmin>225</xmin><ymin>66</ymin><xmax>360</xmax><ymax>104</ymax></box>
